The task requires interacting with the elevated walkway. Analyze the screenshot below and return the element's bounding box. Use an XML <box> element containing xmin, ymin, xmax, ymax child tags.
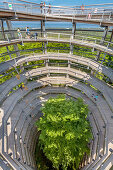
<box><xmin>0</xmin><ymin>80</ymin><xmax>112</xmax><ymax>169</ymax></box>
<box><xmin>0</xmin><ymin>2</ymin><xmax>113</xmax><ymax>26</ymax></box>
<box><xmin>0</xmin><ymin>36</ymin><xmax>113</xmax><ymax>56</ymax></box>
<box><xmin>0</xmin><ymin>53</ymin><xmax>113</xmax><ymax>82</ymax></box>
<box><xmin>0</xmin><ymin>2</ymin><xmax>113</xmax><ymax>169</ymax></box>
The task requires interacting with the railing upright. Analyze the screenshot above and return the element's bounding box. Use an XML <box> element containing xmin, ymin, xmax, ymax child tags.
<box><xmin>58</xmin><ymin>33</ymin><xmax>60</xmax><ymax>41</ymax></box>
<box><xmin>101</xmin><ymin>9</ymin><xmax>105</xmax><ymax>21</ymax></box>
<box><xmin>6</xmin><ymin>34</ymin><xmax>10</xmax><ymax>43</ymax></box>
<box><xmin>109</xmin><ymin>12</ymin><xmax>112</xmax><ymax>21</ymax></box>
<box><xmin>30</xmin><ymin>4</ymin><xmax>32</xmax><ymax>14</ymax></box>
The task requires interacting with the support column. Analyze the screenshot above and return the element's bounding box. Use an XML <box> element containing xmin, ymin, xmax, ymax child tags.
<box><xmin>6</xmin><ymin>20</ymin><xmax>20</xmax><ymax>57</ymax></box>
<box><xmin>43</xmin><ymin>20</ymin><xmax>46</xmax><ymax>37</ymax></box>
<box><xmin>0</xmin><ymin>20</ymin><xmax>6</xmax><ymax>39</ymax></box>
<box><xmin>109</xmin><ymin>29</ymin><xmax>113</xmax><ymax>42</ymax></box>
<box><xmin>6</xmin><ymin>20</ymin><xmax>15</xmax><ymax>38</ymax></box>
<box><xmin>41</xmin><ymin>20</ymin><xmax>47</xmax><ymax>53</ymax></box>
<box><xmin>96</xmin><ymin>26</ymin><xmax>108</xmax><ymax>61</ymax></box>
<box><xmin>72</xmin><ymin>22</ymin><xmax>76</xmax><ymax>39</ymax></box>
<box><xmin>42</xmin><ymin>42</ymin><xmax>47</xmax><ymax>54</ymax></box>
<box><xmin>70</xmin><ymin>42</ymin><xmax>73</xmax><ymax>54</ymax></box>
<box><xmin>0</xmin><ymin>20</ymin><xmax>12</xmax><ymax>59</ymax></box>
<box><xmin>46</xmin><ymin>59</ymin><xmax>49</xmax><ymax>67</ymax></box>
<box><xmin>41</xmin><ymin>20</ymin><xmax>43</xmax><ymax>37</ymax></box>
<box><xmin>41</xmin><ymin>20</ymin><xmax>45</xmax><ymax>37</ymax></box>
<box><xmin>101</xmin><ymin>26</ymin><xmax>108</xmax><ymax>43</ymax></box>
<box><xmin>70</xmin><ymin>22</ymin><xmax>76</xmax><ymax>54</ymax></box>
<box><xmin>67</xmin><ymin>60</ymin><xmax>70</xmax><ymax>78</ymax></box>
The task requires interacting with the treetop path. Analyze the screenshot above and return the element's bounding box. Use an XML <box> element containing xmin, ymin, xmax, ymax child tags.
<box><xmin>0</xmin><ymin>52</ymin><xmax>113</xmax><ymax>81</ymax></box>
<box><xmin>0</xmin><ymin>1</ymin><xmax>113</xmax><ymax>26</ymax></box>
<box><xmin>0</xmin><ymin>1</ymin><xmax>113</xmax><ymax>170</ymax></box>
<box><xmin>0</xmin><ymin>31</ymin><xmax>113</xmax><ymax>57</ymax></box>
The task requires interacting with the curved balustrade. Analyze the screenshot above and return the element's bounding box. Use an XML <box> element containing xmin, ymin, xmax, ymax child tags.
<box><xmin>0</xmin><ymin>1</ymin><xmax>113</xmax><ymax>25</ymax></box>
<box><xmin>0</xmin><ymin>64</ymin><xmax>113</xmax><ymax>111</ymax></box>
<box><xmin>1</xmin><ymin>87</ymin><xmax>100</xmax><ymax>158</ymax></box>
<box><xmin>17</xmin><ymin>91</ymin><xmax>100</xmax><ymax>167</ymax></box>
<box><xmin>15</xmin><ymin>53</ymin><xmax>113</xmax><ymax>81</ymax></box>
<box><xmin>0</xmin><ymin>32</ymin><xmax>113</xmax><ymax>56</ymax></box>
<box><xmin>0</xmin><ymin>72</ymin><xmax>113</xmax><ymax>169</ymax></box>
<box><xmin>0</xmin><ymin>2</ymin><xmax>113</xmax><ymax>169</ymax></box>
<box><xmin>1</xmin><ymin>80</ymin><xmax>112</xmax><ymax>169</ymax></box>
<box><xmin>0</xmin><ymin>53</ymin><xmax>113</xmax><ymax>90</ymax></box>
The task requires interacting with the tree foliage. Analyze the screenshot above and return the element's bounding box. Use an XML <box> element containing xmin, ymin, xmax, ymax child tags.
<box><xmin>35</xmin><ymin>95</ymin><xmax>92</xmax><ymax>170</ymax></box>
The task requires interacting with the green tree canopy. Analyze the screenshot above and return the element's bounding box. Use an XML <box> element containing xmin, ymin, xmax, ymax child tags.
<box><xmin>35</xmin><ymin>94</ymin><xmax>92</xmax><ymax>170</ymax></box>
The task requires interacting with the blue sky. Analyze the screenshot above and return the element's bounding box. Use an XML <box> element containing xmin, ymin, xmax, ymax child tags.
<box><xmin>32</xmin><ymin>0</ymin><xmax>113</xmax><ymax>6</ymax></box>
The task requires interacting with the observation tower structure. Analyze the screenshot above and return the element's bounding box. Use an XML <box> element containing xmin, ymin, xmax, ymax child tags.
<box><xmin>0</xmin><ymin>0</ymin><xmax>113</xmax><ymax>169</ymax></box>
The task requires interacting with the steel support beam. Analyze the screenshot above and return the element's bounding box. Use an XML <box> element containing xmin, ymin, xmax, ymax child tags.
<box><xmin>0</xmin><ymin>20</ymin><xmax>12</xmax><ymax>59</ymax></box>
<box><xmin>42</xmin><ymin>42</ymin><xmax>46</xmax><ymax>54</ymax></box>
<box><xmin>41</xmin><ymin>20</ymin><xmax>47</xmax><ymax>53</ymax></box>
<box><xmin>96</xmin><ymin>26</ymin><xmax>108</xmax><ymax>61</ymax></box>
<box><xmin>6</xmin><ymin>20</ymin><xmax>20</xmax><ymax>57</ymax></box>
<box><xmin>70</xmin><ymin>42</ymin><xmax>73</xmax><ymax>54</ymax></box>
<box><xmin>6</xmin><ymin>20</ymin><xmax>15</xmax><ymax>39</ymax></box>
<box><xmin>72</xmin><ymin>22</ymin><xmax>76</xmax><ymax>39</ymax></box>
<box><xmin>0</xmin><ymin>20</ymin><xmax>6</xmax><ymax>39</ymax></box>
<box><xmin>41</xmin><ymin>20</ymin><xmax>45</xmax><ymax>37</ymax></box>
<box><xmin>109</xmin><ymin>29</ymin><xmax>113</xmax><ymax>42</ymax></box>
<box><xmin>41</xmin><ymin>20</ymin><xmax>43</xmax><ymax>37</ymax></box>
<box><xmin>70</xmin><ymin>22</ymin><xmax>76</xmax><ymax>54</ymax></box>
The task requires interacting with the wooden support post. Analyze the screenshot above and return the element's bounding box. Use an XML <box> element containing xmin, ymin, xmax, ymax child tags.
<box><xmin>46</xmin><ymin>59</ymin><xmax>50</xmax><ymax>79</ymax></box>
<box><xmin>42</xmin><ymin>42</ymin><xmax>44</xmax><ymax>53</ymax></box>
<box><xmin>6</xmin><ymin>47</ymin><xmax>12</xmax><ymax>59</ymax></box>
<box><xmin>0</xmin><ymin>20</ymin><xmax>12</xmax><ymax>59</ymax></box>
<box><xmin>72</xmin><ymin>22</ymin><xmax>76</xmax><ymax>39</ymax></box>
<box><xmin>68</xmin><ymin>60</ymin><xmax>70</xmax><ymax>68</ymax></box>
<box><xmin>41</xmin><ymin>20</ymin><xmax>43</xmax><ymax>37</ymax></box>
<box><xmin>6</xmin><ymin>20</ymin><xmax>15</xmax><ymax>38</ymax></box>
<box><xmin>43</xmin><ymin>20</ymin><xmax>45</xmax><ymax>37</ymax></box>
<box><xmin>41</xmin><ymin>20</ymin><xmax>45</xmax><ymax>37</ymax></box>
<box><xmin>0</xmin><ymin>20</ymin><xmax>6</xmax><ymax>39</ymax></box>
<box><xmin>46</xmin><ymin>59</ymin><xmax>48</xmax><ymax>67</ymax></box>
<box><xmin>66</xmin><ymin>74</ymin><xmax>69</xmax><ymax>78</ymax></box>
<box><xmin>42</xmin><ymin>42</ymin><xmax>47</xmax><ymax>54</ymax></box>
<box><xmin>40</xmin><ymin>1</ymin><xmax>43</xmax><ymax>37</ymax></box>
<box><xmin>6</xmin><ymin>20</ymin><xmax>20</xmax><ymax>57</ymax></box>
<box><xmin>70</xmin><ymin>43</ymin><xmax>73</xmax><ymax>54</ymax></box>
<box><xmin>96</xmin><ymin>26</ymin><xmax>108</xmax><ymax>61</ymax></box>
<box><xmin>110</xmin><ymin>29</ymin><xmax>113</xmax><ymax>42</ymax></box>
<box><xmin>67</xmin><ymin>60</ymin><xmax>70</xmax><ymax>78</ymax></box>
<box><xmin>41</xmin><ymin>20</ymin><xmax>47</xmax><ymax>53</ymax></box>
<box><xmin>101</xmin><ymin>26</ymin><xmax>108</xmax><ymax>44</ymax></box>
<box><xmin>70</xmin><ymin>22</ymin><xmax>76</xmax><ymax>54</ymax></box>
<box><xmin>44</xmin><ymin>42</ymin><xmax>47</xmax><ymax>53</ymax></box>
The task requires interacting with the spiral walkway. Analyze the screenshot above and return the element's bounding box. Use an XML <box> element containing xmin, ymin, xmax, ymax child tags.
<box><xmin>0</xmin><ymin>1</ymin><xmax>113</xmax><ymax>170</ymax></box>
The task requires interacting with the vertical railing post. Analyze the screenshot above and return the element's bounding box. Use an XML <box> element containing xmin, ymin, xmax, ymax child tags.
<box><xmin>21</xmin><ymin>34</ymin><xmax>24</xmax><ymax>46</ymax></box>
<box><xmin>101</xmin><ymin>9</ymin><xmax>105</xmax><ymax>21</ymax></box>
<box><xmin>6</xmin><ymin>33</ymin><xmax>10</xmax><ymax>43</ymax></box>
<box><xmin>58</xmin><ymin>33</ymin><xmax>60</xmax><ymax>41</ymax></box>
<box><xmin>109</xmin><ymin>12</ymin><xmax>112</xmax><ymax>21</ymax></box>
<box><xmin>96</xmin><ymin>26</ymin><xmax>108</xmax><ymax>61</ymax></box>
<box><xmin>31</xmin><ymin>4</ymin><xmax>32</xmax><ymax>14</ymax></box>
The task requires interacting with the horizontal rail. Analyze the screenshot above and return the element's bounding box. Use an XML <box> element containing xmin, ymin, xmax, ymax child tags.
<box><xmin>1</xmin><ymin>31</ymin><xmax>113</xmax><ymax>51</ymax></box>
<box><xmin>0</xmin><ymin>0</ymin><xmax>113</xmax><ymax>18</ymax></box>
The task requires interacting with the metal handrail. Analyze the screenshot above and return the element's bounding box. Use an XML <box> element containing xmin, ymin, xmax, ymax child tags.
<box><xmin>0</xmin><ymin>31</ymin><xmax>113</xmax><ymax>52</ymax></box>
<box><xmin>1</xmin><ymin>1</ymin><xmax>113</xmax><ymax>17</ymax></box>
<box><xmin>0</xmin><ymin>31</ymin><xmax>113</xmax><ymax>44</ymax></box>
